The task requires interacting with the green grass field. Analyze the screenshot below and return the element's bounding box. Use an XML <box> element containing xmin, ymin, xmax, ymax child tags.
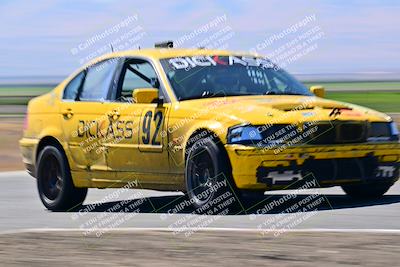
<box><xmin>303</xmin><ymin>81</ymin><xmax>400</xmax><ymax>91</ymax></box>
<box><xmin>0</xmin><ymin>82</ymin><xmax>399</xmax><ymax>112</ymax></box>
<box><xmin>0</xmin><ymin>87</ymin><xmax>52</xmax><ymax>96</ymax></box>
<box><xmin>0</xmin><ymin>87</ymin><xmax>52</xmax><ymax>105</ymax></box>
<box><xmin>326</xmin><ymin>91</ymin><xmax>400</xmax><ymax>113</ymax></box>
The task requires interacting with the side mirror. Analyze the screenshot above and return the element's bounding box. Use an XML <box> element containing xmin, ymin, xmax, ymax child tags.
<box><xmin>132</xmin><ymin>88</ymin><xmax>161</xmax><ymax>104</ymax></box>
<box><xmin>310</xmin><ymin>85</ymin><xmax>325</xmax><ymax>98</ymax></box>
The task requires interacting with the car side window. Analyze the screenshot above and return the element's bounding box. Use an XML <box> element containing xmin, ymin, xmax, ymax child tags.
<box><xmin>79</xmin><ymin>59</ymin><xmax>118</xmax><ymax>101</ymax></box>
<box><xmin>117</xmin><ymin>59</ymin><xmax>162</xmax><ymax>101</ymax></box>
<box><xmin>63</xmin><ymin>71</ymin><xmax>85</xmax><ymax>100</ymax></box>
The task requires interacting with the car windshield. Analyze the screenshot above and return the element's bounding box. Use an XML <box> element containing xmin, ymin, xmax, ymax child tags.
<box><xmin>160</xmin><ymin>55</ymin><xmax>312</xmax><ymax>101</ymax></box>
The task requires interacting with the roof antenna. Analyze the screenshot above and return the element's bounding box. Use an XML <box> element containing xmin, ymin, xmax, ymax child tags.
<box><xmin>110</xmin><ymin>44</ymin><xmax>114</xmax><ymax>52</ymax></box>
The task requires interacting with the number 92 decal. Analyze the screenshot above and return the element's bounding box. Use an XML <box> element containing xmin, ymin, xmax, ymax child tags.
<box><xmin>141</xmin><ymin>110</ymin><xmax>163</xmax><ymax>145</ymax></box>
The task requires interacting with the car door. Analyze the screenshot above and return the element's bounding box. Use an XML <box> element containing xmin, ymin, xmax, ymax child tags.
<box><xmin>59</xmin><ymin>58</ymin><xmax>121</xmax><ymax>179</ymax></box>
<box><xmin>104</xmin><ymin>58</ymin><xmax>171</xmax><ymax>184</ymax></box>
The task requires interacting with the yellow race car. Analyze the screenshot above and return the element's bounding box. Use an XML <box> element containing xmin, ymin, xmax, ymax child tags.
<box><xmin>20</xmin><ymin>42</ymin><xmax>400</xmax><ymax>211</ymax></box>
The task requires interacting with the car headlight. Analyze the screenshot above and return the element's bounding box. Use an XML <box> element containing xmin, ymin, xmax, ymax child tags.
<box><xmin>227</xmin><ymin>125</ymin><xmax>262</xmax><ymax>145</ymax></box>
<box><xmin>390</xmin><ymin>121</ymin><xmax>399</xmax><ymax>141</ymax></box>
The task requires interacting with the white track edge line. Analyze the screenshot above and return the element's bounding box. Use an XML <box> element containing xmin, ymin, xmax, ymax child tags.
<box><xmin>2</xmin><ymin>227</ymin><xmax>400</xmax><ymax>235</ymax></box>
<box><xmin>0</xmin><ymin>170</ymin><xmax>27</xmax><ymax>175</ymax></box>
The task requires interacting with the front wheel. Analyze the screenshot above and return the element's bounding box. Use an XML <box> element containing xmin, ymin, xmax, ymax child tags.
<box><xmin>341</xmin><ymin>181</ymin><xmax>393</xmax><ymax>199</ymax></box>
<box><xmin>36</xmin><ymin>145</ymin><xmax>87</xmax><ymax>211</ymax></box>
<box><xmin>185</xmin><ymin>136</ymin><xmax>240</xmax><ymax>211</ymax></box>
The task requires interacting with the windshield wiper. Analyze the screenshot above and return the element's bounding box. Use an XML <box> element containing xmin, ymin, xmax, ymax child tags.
<box><xmin>276</xmin><ymin>92</ymin><xmax>306</xmax><ymax>95</ymax></box>
<box><xmin>180</xmin><ymin>92</ymin><xmax>248</xmax><ymax>101</ymax></box>
<box><xmin>264</xmin><ymin>91</ymin><xmax>277</xmax><ymax>95</ymax></box>
<box><xmin>178</xmin><ymin>90</ymin><xmax>307</xmax><ymax>101</ymax></box>
<box><xmin>263</xmin><ymin>90</ymin><xmax>305</xmax><ymax>96</ymax></box>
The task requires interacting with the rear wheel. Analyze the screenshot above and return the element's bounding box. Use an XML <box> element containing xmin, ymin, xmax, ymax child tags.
<box><xmin>341</xmin><ymin>181</ymin><xmax>393</xmax><ymax>199</ymax></box>
<box><xmin>36</xmin><ymin>145</ymin><xmax>87</xmax><ymax>211</ymax></box>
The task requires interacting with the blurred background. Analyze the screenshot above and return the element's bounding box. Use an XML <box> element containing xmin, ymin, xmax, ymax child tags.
<box><xmin>1</xmin><ymin>2</ymin><xmax>400</xmax><ymax>265</ymax></box>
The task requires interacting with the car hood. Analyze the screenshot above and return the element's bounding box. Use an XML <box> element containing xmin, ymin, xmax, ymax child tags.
<box><xmin>171</xmin><ymin>95</ymin><xmax>392</xmax><ymax>126</ymax></box>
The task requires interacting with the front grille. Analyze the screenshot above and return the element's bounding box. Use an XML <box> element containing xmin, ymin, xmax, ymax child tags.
<box><xmin>339</xmin><ymin>122</ymin><xmax>367</xmax><ymax>143</ymax></box>
<box><xmin>369</xmin><ymin>122</ymin><xmax>391</xmax><ymax>137</ymax></box>
<box><xmin>308</xmin><ymin>121</ymin><xmax>367</xmax><ymax>144</ymax></box>
<box><xmin>307</xmin><ymin>123</ymin><xmax>336</xmax><ymax>144</ymax></box>
<box><xmin>257</xmin><ymin>121</ymin><xmax>368</xmax><ymax>146</ymax></box>
<box><xmin>367</xmin><ymin>122</ymin><xmax>392</xmax><ymax>142</ymax></box>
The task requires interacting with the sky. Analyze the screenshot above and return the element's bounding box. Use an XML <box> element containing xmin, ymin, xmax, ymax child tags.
<box><xmin>0</xmin><ymin>0</ymin><xmax>399</xmax><ymax>77</ymax></box>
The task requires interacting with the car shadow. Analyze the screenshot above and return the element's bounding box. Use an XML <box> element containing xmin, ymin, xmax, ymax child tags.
<box><xmin>72</xmin><ymin>193</ymin><xmax>400</xmax><ymax>215</ymax></box>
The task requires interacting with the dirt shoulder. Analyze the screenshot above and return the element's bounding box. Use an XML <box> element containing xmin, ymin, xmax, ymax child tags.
<box><xmin>0</xmin><ymin>230</ymin><xmax>399</xmax><ymax>266</ymax></box>
<box><xmin>0</xmin><ymin>117</ymin><xmax>24</xmax><ymax>171</ymax></box>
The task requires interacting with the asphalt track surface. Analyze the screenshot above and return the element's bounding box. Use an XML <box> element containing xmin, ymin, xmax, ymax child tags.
<box><xmin>2</xmin><ymin>171</ymin><xmax>400</xmax><ymax>233</ymax></box>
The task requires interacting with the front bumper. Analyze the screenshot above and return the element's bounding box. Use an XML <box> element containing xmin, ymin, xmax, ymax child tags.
<box><xmin>225</xmin><ymin>143</ymin><xmax>400</xmax><ymax>190</ymax></box>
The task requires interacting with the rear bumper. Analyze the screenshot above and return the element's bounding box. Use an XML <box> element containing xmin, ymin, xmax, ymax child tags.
<box><xmin>225</xmin><ymin>143</ymin><xmax>400</xmax><ymax>190</ymax></box>
<box><xmin>19</xmin><ymin>138</ymin><xmax>39</xmax><ymax>177</ymax></box>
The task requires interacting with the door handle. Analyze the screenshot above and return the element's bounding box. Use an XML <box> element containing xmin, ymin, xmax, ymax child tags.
<box><xmin>62</xmin><ymin>108</ymin><xmax>74</xmax><ymax>119</ymax></box>
<box><xmin>108</xmin><ymin>109</ymin><xmax>120</xmax><ymax>120</ymax></box>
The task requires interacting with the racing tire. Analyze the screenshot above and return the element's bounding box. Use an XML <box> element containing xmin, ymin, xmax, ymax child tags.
<box><xmin>185</xmin><ymin>136</ymin><xmax>241</xmax><ymax>212</ymax></box>
<box><xmin>341</xmin><ymin>181</ymin><xmax>393</xmax><ymax>199</ymax></box>
<box><xmin>36</xmin><ymin>145</ymin><xmax>87</xmax><ymax>211</ymax></box>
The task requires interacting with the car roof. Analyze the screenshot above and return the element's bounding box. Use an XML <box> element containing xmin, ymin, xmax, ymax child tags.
<box><xmin>88</xmin><ymin>48</ymin><xmax>260</xmax><ymax>65</ymax></box>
